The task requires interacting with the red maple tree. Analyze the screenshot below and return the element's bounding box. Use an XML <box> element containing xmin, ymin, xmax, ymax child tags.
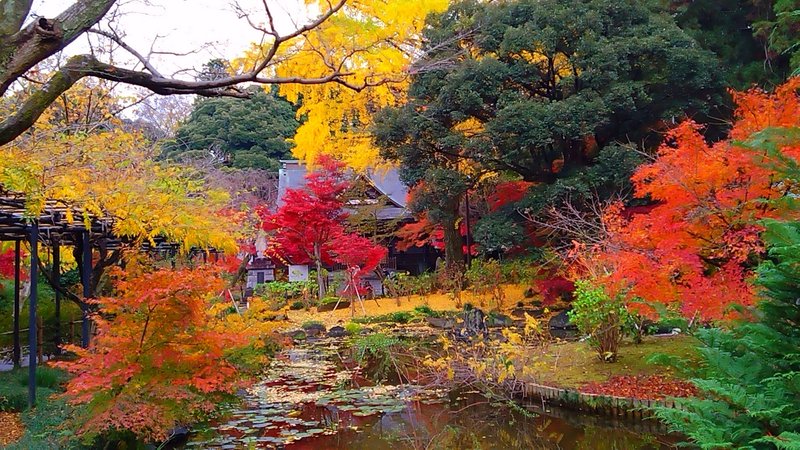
<box><xmin>56</xmin><ymin>267</ymin><xmax>248</xmax><ymax>441</ymax></box>
<box><xmin>592</xmin><ymin>78</ymin><xmax>800</xmax><ymax>320</ymax></box>
<box><xmin>0</xmin><ymin>246</ymin><xmax>26</xmax><ymax>285</ymax></box>
<box><xmin>259</xmin><ymin>157</ymin><xmax>387</xmax><ymax>299</ymax></box>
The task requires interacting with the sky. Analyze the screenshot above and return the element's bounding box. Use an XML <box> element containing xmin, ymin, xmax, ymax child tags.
<box><xmin>31</xmin><ymin>0</ymin><xmax>309</xmax><ymax>77</ymax></box>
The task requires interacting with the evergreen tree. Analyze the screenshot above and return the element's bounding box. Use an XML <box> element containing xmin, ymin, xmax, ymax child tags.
<box><xmin>163</xmin><ymin>87</ymin><xmax>299</xmax><ymax>171</ymax></box>
<box><xmin>375</xmin><ymin>0</ymin><xmax>724</xmax><ymax>262</ymax></box>
<box><xmin>664</xmin><ymin>0</ymin><xmax>792</xmax><ymax>89</ymax></box>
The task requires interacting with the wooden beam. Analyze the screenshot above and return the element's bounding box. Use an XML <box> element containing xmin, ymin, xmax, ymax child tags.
<box><xmin>53</xmin><ymin>240</ymin><xmax>61</xmax><ymax>354</ymax></box>
<box><xmin>12</xmin><ymin>239</ymin><xmax>20</xmax><ymax>367</ymax></box>
<box><xmin>28</xmin><ymin>222</ymin><xmax>38</xmax><ymax>408</ymax></box>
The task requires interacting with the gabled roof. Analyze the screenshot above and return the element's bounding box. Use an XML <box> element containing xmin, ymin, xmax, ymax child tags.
<box><xmin>277</xmin><ymin>160</ymin><xmax>409</xmax><ymax>218</ymax></box>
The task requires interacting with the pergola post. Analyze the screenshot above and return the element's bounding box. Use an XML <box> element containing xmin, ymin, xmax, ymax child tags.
<box><xmin>81</xmin><ymin>230</ymin><xmax>91</xmax><ymax>348</ymax></box>
<box><xmin>28</xmin><ymin>222</ymin><xmax>39</xmax><ymax>408</ymax></box>
<box><xmin>52</xmin><ymin>240</ymin><xmax>61</xmax><ymax>355</ymax></box>
<box><xmin>12</xmin><ymin>239</ymin><xmax>21</xmax><ymax>367</ymax></box>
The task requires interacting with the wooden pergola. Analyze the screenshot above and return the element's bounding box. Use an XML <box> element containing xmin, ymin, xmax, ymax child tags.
<box><xmin>1</xmin><ymin>187</ymin><xmax>119</xmax><ymax>407</ymax></box>
<box><xmin>1</xmin><ymin>187</ymin><xmax>219</xmax><ymax>407</ymax></box>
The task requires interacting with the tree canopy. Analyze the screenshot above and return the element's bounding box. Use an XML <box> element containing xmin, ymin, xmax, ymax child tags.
<box><xmin>374</xmin><ymin>0</ymin><xmax>725</xmax><ymax>268</ymax></box>
<box><xmin>163</xmin><ymin>88</ymin><xmax>299</xmax><ymax>171</ymax></box>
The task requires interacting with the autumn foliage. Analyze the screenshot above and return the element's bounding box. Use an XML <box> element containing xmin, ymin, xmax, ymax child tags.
<box><xmin>259</xmin><ymin>157</ymin><xmax>387</xmax><ymax>296</ymax></box>
<box><xmin>56</xmin><ymin>267</ymin><xmax>254</xmax><ymax>441</ymax></box>
<box><xmin>0</xmin><ymin>246</ymin><xmax>26</xmax><ymax>283</ymax></box>
<box><xmin>487</xmin><ymin>181</ymin><xmax>535</xmax><ymax>212</ymax></box>
<box><xmin>590</xmin><ymin>78</ymin><xmax>800</xmax><ymax>320</ymax></box>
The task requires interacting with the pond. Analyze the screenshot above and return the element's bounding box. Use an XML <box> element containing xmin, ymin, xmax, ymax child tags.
<box><xmin>183</xmin><ymin>337</ymin><xmax>676</xmax><ymax>449</ymax></box>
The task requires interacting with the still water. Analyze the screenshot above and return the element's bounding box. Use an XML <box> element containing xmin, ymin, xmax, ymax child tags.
<box><xmin>184</xmin><ymin>338</ymin><xmax>676</xmax><ymax>450</ymax></box>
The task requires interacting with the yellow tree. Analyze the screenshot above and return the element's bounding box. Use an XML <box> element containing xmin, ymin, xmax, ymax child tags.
<box><xmin>234</xmin><ymin>0</ymin><xmax>448</xmax><ymax>170</ymax></box>
<box><xmin>0</xmin><ymin>75</ymin><xmax>239</xmax><ymax>302</ymax></box>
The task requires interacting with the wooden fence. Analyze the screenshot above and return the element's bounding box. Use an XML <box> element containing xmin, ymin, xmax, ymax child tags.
<box><xmin>518</xmin><ymin>380</ymin><xmax>682</xmax><ymax>424</ymax></box>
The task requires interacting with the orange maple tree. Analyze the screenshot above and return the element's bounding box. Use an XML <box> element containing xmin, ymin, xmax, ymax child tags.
<box><xmin>56</xmin><ymin>266</ymin><xmax>252</xmax><ymax>441</ymax></box>
<box><xmin>592</xmin><ymin>78</ymin><xmax>800</xmax><ymax>320</ymax></box>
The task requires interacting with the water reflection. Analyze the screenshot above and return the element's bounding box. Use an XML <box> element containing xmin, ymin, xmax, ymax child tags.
<box><xmin>289</xmin><ymin>395</ymin><xmax>673</xmax><ymax>450</ymax></box>
<box><xmin>184</xmin><ymin>339</ymin><xmax>676</xmax><ymax>449</ymax></box>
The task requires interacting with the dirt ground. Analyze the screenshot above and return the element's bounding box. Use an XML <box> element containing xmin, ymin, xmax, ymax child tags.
<box><xmin>284</xmin><ymin>284</ymin><xmax>529</xmax><ymax>328</ymax></box>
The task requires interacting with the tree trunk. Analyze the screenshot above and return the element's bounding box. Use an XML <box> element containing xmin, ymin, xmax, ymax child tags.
<box><xmin>441</xmin><ymin>200</ymin><xmax>464</xmax><ymax>273</ymax></box>
<box><xmin>313</xmin><ymin>243</ymin><xmax>325</xmax><ymax>301</ymax></box>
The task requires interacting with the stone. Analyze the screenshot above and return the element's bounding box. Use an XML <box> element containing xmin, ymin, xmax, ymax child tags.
<box><xmin>548</xmin><ymin>310</ymin><xmax>576</xmax><ymax>330</ymax></box>
<box><xmin>486</xmin><ymin>313</ymin><xmax>513</xmax><ymax>328</ymax></box>
<box><xmin>461</xmin><ymin>307</ymin><xmax>488</xmax><ymax>337</ymax></box>
<box><xmin>425</xmin><ymin>317</ymin><xmax>455</xmax><ymax>329</ymax></box>
<box><xmin>303</xmin><ymin>323</ymin><xmax>326</xmax><ymax>337</ymax></box>
<box><xmin>286</xmin><ymin>329</ymin><xmax>307</xmax><ymax>341</ymax></box>
<box><xmin>327</xmin><ymin>326</ymin><xmax>347</xmax><ymax>338</ymax></box>
<box><xmin>510</xmin><ymin>308</ymin><xmax>544</xmax><ymax>319</ymax></box>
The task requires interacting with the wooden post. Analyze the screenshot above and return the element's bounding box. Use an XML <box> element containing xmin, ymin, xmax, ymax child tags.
<box><xmin>52</xmin><ymin>241</ymin><xmax>61</xmax><ymax>355</ymax></box>
<box><xmin>81</xmin><ymin>231</ymin><xmax>91</xmax><ymax>348</ymax></box>
<box><xmin>37</xmin><ymin>314</ymin><xmax>43</xmax><ymax>364</ymax></box>
<box><xmin>12</xmin><ymin>240</ymin><xmax>21</xmax><ymax>367</ymax></box>
<box><xmin>28</xmin><ymin>222</ymin><xmax>39</xmax><ymax>408</ymax></box>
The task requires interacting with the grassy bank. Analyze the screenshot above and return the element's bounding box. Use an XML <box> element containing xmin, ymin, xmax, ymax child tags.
<box><xmin>519</xmin><ymin>335</ymin><xmax>699</xmax><ymax>389</ymax></box>
<box><xmin>0</xmin><ymin>366</ymin><xmax>80</xmax><ymax>449</ymax></box>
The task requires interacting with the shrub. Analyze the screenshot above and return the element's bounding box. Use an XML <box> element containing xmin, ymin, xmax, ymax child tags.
<box><xmin>409</xmin><ymin>272</ymin><xmax>438</xmax><ymax>296</ymax></box>
<box><xmin>568</xmin><ymin>280</ymin><xmax>630</xmax><ymax>362</ymax></box>
<box><xmin>321</xmin><ymin>296</ymin><xmax>342</xmax><ymax>305</ymax></box>
<box><xmin>465</xmin><ymin>259</ymin><xmax>505</xmax><ymax>309</ymax></box>
<box><xmin>0</xmin><ymin>367</ymin><xmax>68</xmax><ymax>412</ymax></box>
<box><xmin>413</xmin><ymin>305</ymin><xmax>442</xmax><ymax>318</ymax></box>
<box><xmin>301</xmin><ymin>320</ymin><xmax>325</xmax><ymax>330</ymax></box>
<box><xmin>536</xmin><ymin>277</ymin><xmax>575</xmax><ymax>305</ymax></box>
<box><xmin>254</xmin><ymin>280</ymin><xmax>314</xmax><ymax>301</ymax></box>
<box><xmin>289</xmin><ymin>300</ymin><xmax>305</xmax><ymax>310</ymax></box>
<box><xmin>344</xmin><ymin>322</ymin><xmax>363</xmax><ymax>335</ymax></box>
<box><xmin>499</xmin><ymin>257</ymin><xmax>540</xmax><ymax>284</ymax></box>
<box><xmin>350</xmin><ymin>333</ymin><xmax>405</xmax><ymax>382</ymax></box>
<box><xmin>352</xmin><ymin>311</ymin><xmax>415</xmax><ymax>324</ymax></box>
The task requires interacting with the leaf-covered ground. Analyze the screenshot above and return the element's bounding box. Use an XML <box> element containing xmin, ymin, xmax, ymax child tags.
<box><xmin>580</xmin><ymin>375</ymin><xmax>699</xmax><ymax>400</ymax></box>
<box><xmin>285</xmin><ymin>284</ymin><xmax>529</xmax><ymax>328</ymax></box>
<box><xmin>0</xmin><ymin>412</ymin><xmax>24</xmax><ymax>446</ymax></box>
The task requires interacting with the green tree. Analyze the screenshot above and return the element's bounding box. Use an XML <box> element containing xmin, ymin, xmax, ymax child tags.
<box><xmin>665</xmin><ymin>0</ymin><xmax>792</xmax><ymax>88</ymax></box>
<box><xmin>375</xmin><ymin>0</ymin><xmax>723</xmax><ymax>263</ymax></box>
<box><xmin>754</xmin><ymin>0</ymin><xmax>800</xmax><ymax>76</ymax></box>
<box><xmin>163</xmin><ymin>87</ymin><xmax>299</xmax><ymax>171</ymax></box>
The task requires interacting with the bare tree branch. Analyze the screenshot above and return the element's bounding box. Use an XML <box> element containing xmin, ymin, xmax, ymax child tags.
<box><xmin>0</xmin><ymin>0</ymin><xmax>117</xmax><ymax>95</ymax></box>
<box><xmin>87</xmin><ymin>28</ymin><xmax>163</xmax><ymax>77</ymax></box>
<box><xmin>0</xmin><ymin>0</ymin><xmax>379</xmax><ymax>147</ymax></box>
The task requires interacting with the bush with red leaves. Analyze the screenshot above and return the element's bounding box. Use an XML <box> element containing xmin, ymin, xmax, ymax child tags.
<box><xmin>580</xmin><ymin>375</ymin><xmax>699</xmax><ymax>401</ymax></box>
<box><xmin>536</xmin><ymin>276</ymin><xmax>575</xmax><ymax>305</ymax></box>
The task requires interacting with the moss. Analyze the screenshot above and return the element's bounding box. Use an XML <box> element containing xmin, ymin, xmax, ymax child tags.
<box><xmin>300</xmin><ymin>320</ymin><xmax>324</xmax><ymax>330</ymax></box>
<box><xmin>523</xmin><ymin>335</ymin><xmax>700</xmax><ymax>389</ymax></box>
